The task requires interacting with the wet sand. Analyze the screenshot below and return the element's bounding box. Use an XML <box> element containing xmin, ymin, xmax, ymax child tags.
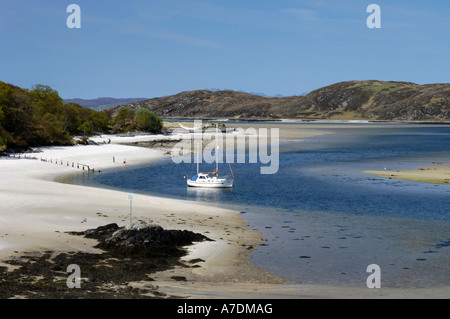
<box><xmin>226</xmin><ymin>122</ymin><xmax>332</xmax><ymax>143</ymax></box>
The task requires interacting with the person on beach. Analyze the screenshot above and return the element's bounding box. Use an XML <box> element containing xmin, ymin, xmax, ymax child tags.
<box><xmin>113</xmin><ymin>156</ymin><xmax>115</xmax><ymax>163</ymax></box>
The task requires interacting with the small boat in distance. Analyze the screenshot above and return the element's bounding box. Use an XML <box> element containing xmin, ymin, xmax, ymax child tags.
<box><xmin>186</xmin><ymin>124</ymin><xmax>234</xmax><ymax>188</ymax></box>
<box><xmin>178</xmin><ymin>123</ymin><xmax>202</xmax><ymax>133</ymax></box>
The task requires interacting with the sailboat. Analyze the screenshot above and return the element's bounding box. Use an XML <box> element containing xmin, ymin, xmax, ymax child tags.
<box><xmin>186</xmin><ymin>125</ymin><xmax>234</xmax><ymax>188</ymax></box>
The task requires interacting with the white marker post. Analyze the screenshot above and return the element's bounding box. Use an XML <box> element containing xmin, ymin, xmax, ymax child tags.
<box><xmin>128</xmin><ymin>193</ymin><xmax>133</xmax><ymax>223</ymax></box>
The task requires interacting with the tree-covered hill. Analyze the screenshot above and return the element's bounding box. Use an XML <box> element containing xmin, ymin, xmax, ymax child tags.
<box><xmin>0</xmin><ymin>81</ymin><xmax>161</xmax><ymax>151</ymax></box>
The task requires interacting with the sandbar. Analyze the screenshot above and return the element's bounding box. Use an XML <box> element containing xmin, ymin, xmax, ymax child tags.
<box><xmin>364</xmin><ymin>164</ymin><xmax>450</xmax><ymax>185</ymax></box>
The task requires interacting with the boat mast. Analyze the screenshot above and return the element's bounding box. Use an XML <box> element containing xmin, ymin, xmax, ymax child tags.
<box><xmin>197</xmin><ymin>138</ymin><xmax>200</xmax><ymax>174</ymax></box>
<box><xmin>216</xmin><ymin>123</ymin><xmax>219</xmax><ymax>174</ymax></box>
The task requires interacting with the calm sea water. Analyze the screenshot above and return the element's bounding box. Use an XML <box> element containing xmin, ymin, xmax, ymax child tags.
<box><xmin>72</xmin><ymin>123</ymin><xmax>450</xmax><ymax>288</ymax></box>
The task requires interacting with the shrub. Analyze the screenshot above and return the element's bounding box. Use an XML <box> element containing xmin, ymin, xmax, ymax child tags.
<box><xmin>136</xmin><ymin>108</ymin><xmax>162</xmax><ymax>132</ymax></box>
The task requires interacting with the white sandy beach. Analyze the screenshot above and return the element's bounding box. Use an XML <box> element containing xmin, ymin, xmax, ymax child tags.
<box><xmin>0</xmin><ymin>135</ymin><xmax>286</xmax><ymax>298</ymax></box>
<box><xmin>1</xmin><ymin>127</ymin><xmax>450</xmax><ymax>298</ymax></box>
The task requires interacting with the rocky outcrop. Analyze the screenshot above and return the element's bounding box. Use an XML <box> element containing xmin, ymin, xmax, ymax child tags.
<box><xmin>70</xmin><ymin>221</ymin><xmax>211</xmax><ymax>258</ymax></box>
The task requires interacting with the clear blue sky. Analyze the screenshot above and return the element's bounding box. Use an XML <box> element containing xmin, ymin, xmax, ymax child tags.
<box><xmin>1</xmin><ymin>0</ymin><xmax>449</xmax><ymax>99</ymax></box>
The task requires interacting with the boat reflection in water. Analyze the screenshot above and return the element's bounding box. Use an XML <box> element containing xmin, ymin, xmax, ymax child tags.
<box><xmin>186</xmin><ymin>186</ymin><xmax>233</xmax><ymax>203</ymax></box>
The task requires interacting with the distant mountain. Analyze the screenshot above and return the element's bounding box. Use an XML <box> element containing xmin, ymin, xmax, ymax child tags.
<box><xmin>64</xmin><ymin>97</ymin><xmax>148</xmax><ymax>111</ymax></box>
<box><xmin>110</xmin><ymin>80</ymin><xmax>450</xmax><ymax>121</ymax></box>
<box><xmin>205</xmin><ymin>88</ymin><xmax>289</xmax><ymax>97</ymax></box>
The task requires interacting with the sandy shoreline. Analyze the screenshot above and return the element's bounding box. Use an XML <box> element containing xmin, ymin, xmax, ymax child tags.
<box><xmin>1</xmin><ymin>124</ymin><xmax>450</xmax><ymax>298</ymax></box>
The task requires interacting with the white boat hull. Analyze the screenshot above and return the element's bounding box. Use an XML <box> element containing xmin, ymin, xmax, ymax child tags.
<box><xmin>187</xmin><ymin>177</ymin><xmax>234</xmax><ymax>188</ymax></box>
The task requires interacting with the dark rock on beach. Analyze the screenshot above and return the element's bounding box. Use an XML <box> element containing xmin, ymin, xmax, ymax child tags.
<box><xmin>70</xmin><ymin>221</ymin><xmax>211</xmax><ymax>258</ymax></box>
<box><xmin>0</xmin><ymin>222</ymin><xmax>211</xmax><ymax>299</ymax></box>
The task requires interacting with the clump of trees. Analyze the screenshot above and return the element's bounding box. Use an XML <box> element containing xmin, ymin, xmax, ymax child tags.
<box><xmin>111</xmin><ymin>108</ymin><xmax>162</xmax><ymax>133</ymax></box>
<box><xmin>0</xmin><ymin>81</ymin><xmax>162</xmax><ymax>151</ymax></box>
